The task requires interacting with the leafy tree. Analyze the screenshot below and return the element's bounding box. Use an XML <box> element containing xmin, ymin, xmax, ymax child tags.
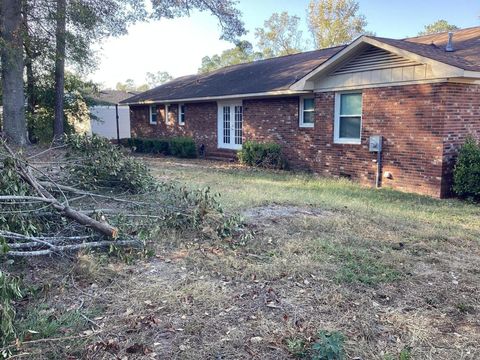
<box><xmin>7</xmin><ymin>0</ymin><xmax>246</xmax><ymax>144</ymax></box>
<box><xmin>145</xmin><ymin>71</ymin><xmax>173</xmax><ymax>88</ymax></box>
<box><xmin>116</xmin><ymin>79</ymin><xmax>149</xmax><ymax>92</ymax></box>
<box><xmin>418</xmin><ymin>20</ymin><xmax>459</xmax><ymax>36</ymax></box>
<box><xmin>198</xmin><ymin>41</ymin><xmax>263</xmax><ymax>74</ymax></box>
<box><xmin>28</xmin><ymin>72</ymin><xmax>98</xmax><ymax>143</ymax></box>
<box><xmin>307</xmin><ymin>0</ymin><xmax>368</xmax><ymax>48</ymax></box>
<box><xmin>255</xmin><ymin>12</ymin><xmax>305</xmax><ymax>58</ymax></box>
<box><xmin>1</xmin><ymin>0</ymin><xmax>27</xmax><ymax>145</ymax></box>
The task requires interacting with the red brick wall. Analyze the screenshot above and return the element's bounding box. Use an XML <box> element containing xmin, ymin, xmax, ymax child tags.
<box><xmin>243</xmin><ymin>97</ymin><xmax>317</xmax><ymax>169</ymax></box>
<box><xmin>130</xmin><ymin>102</ymin><xmax>218</xmax><ymax>153</ymax></box>
<box><xmin>440</xmin><ymin>83</ymin><xmax>480</xmax><ymax>195</ymax></box>
<box><xmin>129</xmin><ymin>82</ymin><xmax>480</xmax><ymax>198</ymax></box>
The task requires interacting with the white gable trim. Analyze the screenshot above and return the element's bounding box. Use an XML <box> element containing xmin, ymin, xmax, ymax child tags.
<box><xmin>290</xmin><ymin>36</ymin><xmax>470</xmax><ymax>91</ymax></box>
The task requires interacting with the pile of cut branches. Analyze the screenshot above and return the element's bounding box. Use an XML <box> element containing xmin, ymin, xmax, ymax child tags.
<box><xmin>0</xmin><ymin>134</ymin><xmax>244</xmax><ymax>257</ymax></box>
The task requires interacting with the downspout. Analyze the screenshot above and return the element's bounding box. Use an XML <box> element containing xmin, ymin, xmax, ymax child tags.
<box><xmin>376</xmin><ymin>147</ymin><xmax>382</xmax><ymax>188</ymax></box>
<box><xmin>115</xmin><ymin>103</ymin><xmax>120</xmax><ymax>144</ymax></box>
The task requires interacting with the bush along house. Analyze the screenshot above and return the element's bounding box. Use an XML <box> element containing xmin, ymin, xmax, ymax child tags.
<box><xmin>121</xmin><ymin>27</ymin><xmax>480</xmax><ymax>198</ymax></box>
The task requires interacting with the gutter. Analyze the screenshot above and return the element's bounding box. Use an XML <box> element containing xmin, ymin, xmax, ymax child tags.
<box><xmin>121</xmin><ymin>89</ymin><xmax>313</xmax><ymax>106</ymax></box>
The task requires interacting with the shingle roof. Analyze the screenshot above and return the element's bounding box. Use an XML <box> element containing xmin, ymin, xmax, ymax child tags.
<box><xmin>372</xmin><ymin>26</ymin><xmax>480</xmax><ymax>71</ymax></box>
<box><xmin>90</xmin><ymin>90</ymin><xmax>140</xmax><ymax>105</ymax></box>
<box><xmin>122</xmin><ymin>27</ymin><xmax>480</xmax><ymax>105</ymax></box>
<box><xmin>120</xmin><ymin>46</ymin><xmax>345</xmax><ymax>104</ymax></box>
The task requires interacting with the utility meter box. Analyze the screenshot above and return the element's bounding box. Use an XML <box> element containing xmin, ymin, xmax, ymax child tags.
<box><xmin>369</xmin><ymin>135</ymin><xmax>382</xmax><ymax>152</ymax></box>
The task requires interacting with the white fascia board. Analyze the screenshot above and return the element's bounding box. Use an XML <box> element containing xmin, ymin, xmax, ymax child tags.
<box><xmin>290</xmin><ymin>36</ymin><xmax>467</xmax><ymax>90</ymax></box>
<box><xmin>463</xmin><ymin>70</ymin><xmax>480</xmax><ymax>78</ymax></box>
<box><xmin>122</xmin><ymin>90</ymin><xmax>312</xmax><ymax>105</ymax></box>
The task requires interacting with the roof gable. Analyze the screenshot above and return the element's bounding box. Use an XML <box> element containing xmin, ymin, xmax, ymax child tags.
<box><xmin>290</xmin><ymin>31</ymin><xmax>480</xmax><ymax>90</ymax></box>
<box><xmin>331</xmin><ymin>45</ymin><xmax>420</xmax><ymax>75</ymax></box>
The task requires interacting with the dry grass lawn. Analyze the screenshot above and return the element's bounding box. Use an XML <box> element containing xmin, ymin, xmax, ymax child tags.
<box><xmin>9</xmin><ymin>156</ymin><xmax>480</xmax><ymax>359</ymax></box>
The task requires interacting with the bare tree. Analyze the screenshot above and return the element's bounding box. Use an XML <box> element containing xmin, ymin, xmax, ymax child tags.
<box><xmin>1</xmin><ymin>0</ymin><xmax>27</xmax><ymax>145</ymax></box>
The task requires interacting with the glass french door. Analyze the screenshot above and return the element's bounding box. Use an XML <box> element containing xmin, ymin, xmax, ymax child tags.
<box><xmin>218</xmin><ymin>101</ymin><xmax>243</xmax><ymax>149</ymax></box>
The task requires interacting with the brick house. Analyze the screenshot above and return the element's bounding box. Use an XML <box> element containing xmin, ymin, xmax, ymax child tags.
<box><xmin>121</xmin><ymin>27</ymin><xmax>480</xmax><ymax>198</ymax></box>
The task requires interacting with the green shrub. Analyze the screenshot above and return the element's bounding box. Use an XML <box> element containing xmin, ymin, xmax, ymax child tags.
<box><xmin>169</xmin><ymin>137</ymin><xmax>197</xmax><ymax>158</ymax></box>
<box><xmin>453</xmin><ymin>136</ymin><xmax>480</xmax><ymax>199</ymax></box>
<box><xmin>238</xmin><ymin>140</ymin><xmax>286</xmax><ymax>169</ymax></box>
<box><xmin>123</xmin><ymin>137</ymin><xmax>196</xmax><ymax>158</ymax></box>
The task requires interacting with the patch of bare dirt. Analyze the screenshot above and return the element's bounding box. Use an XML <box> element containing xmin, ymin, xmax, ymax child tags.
<box><xmin>242</xmin><ymin>205</ymin><xmax>333</xmax><ymax>223</ymax></box>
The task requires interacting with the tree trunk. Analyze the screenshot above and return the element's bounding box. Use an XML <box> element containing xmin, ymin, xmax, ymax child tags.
<box><xmin>1</xmin><ymin>0</ymin><xmax>27</xmax><ymax>145</ymax></box>
<box><xmin>53</xmin><ymin>0</ymin><xmax>66</xmax><ymax>139</ymax></box>
<box><xmin>22</xmin><ymin>0</ymin><xmax>36</xmax><ymax>116</ymax></box>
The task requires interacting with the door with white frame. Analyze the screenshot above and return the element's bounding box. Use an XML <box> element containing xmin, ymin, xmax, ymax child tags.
<box><xmin>217</xmin><ymin>101</ymin><xmax>243</xmax><ymax>150</ymax></box>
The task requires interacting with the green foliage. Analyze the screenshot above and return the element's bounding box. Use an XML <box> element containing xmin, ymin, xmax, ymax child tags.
<box><xmin>16</xmin><ymin>305</ymin><xmax>86</xmax><ymax>340</ymax></box>
<box><xmin>453</xmin><ymin>137</ymin><xmax>480</xmax><ymax>199</ymax></box>
<box><xmin>198</xmin><ymin>41</ymin><xmax>263</xmax><ymax>74</ymax></box>
<box><xmin>307</xmin><ymin>0</ymin><xmax>368</xmax><ymax>48</ymax></box>
<box><xmin>65</xmin><ymin>134</ymin><xmax>157</xmax><ymax>193</ymax></box>
<box><xmin>116</xmin><ymin>79</ymin><xmax>149</xmax><ymax>92</ymax></box>
<box><xmin>311</xmin><ymin>331</ymin><xmax>345</xmax><ymax>360</ymax></box>
<box><xmin>318</xmin><ymin>241</ymin><xmax>400</xmax><ymax>285</ymax></box>
<box><xmin>418</xmin><ymin>20</ymin><xmax>458</xmax><ymax>36</ymax></box>
<box><xmin>285</xmin><ymin>331</ymin><xmax>345</xmax><ymax>360</ymax></box>
<box><xmin>169</xmin><ymin>137</ymin><xmax>197</xmax><ymax>158</ymax></box>
<box><xmin>27</xmin><ymin>72</ymin><xmax>95</xmax><ymax>143</ymax></box>
<box><xmin>127</xmin><ymin>137</ymin><xmax>197</xmax><ymax>158</ymax></box>
<box><xmin>238</xmin><ymin>140</ymin><xmax>287</xmax><ymax>169</ymax></box>
<box><xmin>129</xmin><ymin>138</ymin><xmax>170</xmax><ymax>154</ymax></box>
<box><xmin>0</xmin><ymin>157</ymin><xmax>43</xmax><ymax>237</ymax></box>
<box><xmin>399</xmin><ymin>347</ymin><xmax>411</xmax><ymax>360</ymax></box>
<box><xmin>0</xmin><ymin>271</ymin><xmax>22</xmax><ymax>347</ymax></box>
<box><xmin>145</xmin><ymin>71</ymin><xmax>173</xmax><ymax>88</ymax></box>
<box><xmin>286</xmin><ymin>337</ymin><xmax>308</xmax><ymax>358</ymax></box>
<box><xmin>255</xmin><ymin>12</ymin><xmax>305</xmax><ymax>58</ymax></box>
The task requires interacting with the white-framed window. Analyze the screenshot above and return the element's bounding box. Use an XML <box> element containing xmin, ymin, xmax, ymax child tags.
<box><xmin>334</xmin><ymin>92</ymin><xmax>362</xmax><ymax>144</ymax></box>
<box><xmin>149</xmin><ymin>105</ymin><xmax>157</xmax><ymax>125</ymax></box>
<box><xmin>178</xmin><ymin>104</ymin><xmax>185</xmax><ymax>125</ymax></box>
<box><xmin>299</xmin><ymin>96</ymin><xmax>315</xmax><ymax>128</ymax></box>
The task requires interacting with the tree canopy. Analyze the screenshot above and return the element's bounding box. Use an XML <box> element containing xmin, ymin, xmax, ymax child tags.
<box><xmin>307</xmin><ymin>0</ymin><xmax>368</xmax><ymax>48</ymax></box>
<box><xmin>1</xmin><ymin>0</ymin><xmax>246</xmax><ymax>144</ymax></box>
<box><xmin>255</xmin><ymin>12</ymin><xmax>305</xmax><ymax>58</ymax></box>
<box><xmin>146</xmin><ymin>71</ymin><xmax>173</xmax><ymax>88</ymax></box>
<box><xmin>418</xmin><ymin>20</ymin><xmax>459</xmax><ymax>36</ymax></box>
<box><xmin>198</xmin><ymin>41</ymin><xmax>263</xmax><ymax>74</ymax></box>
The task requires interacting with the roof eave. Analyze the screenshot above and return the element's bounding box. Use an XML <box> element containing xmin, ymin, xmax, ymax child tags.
<box><xmin>121</xmin><ymin>89</ymin><xmax>313</xmax><ymax>105</ymax></box>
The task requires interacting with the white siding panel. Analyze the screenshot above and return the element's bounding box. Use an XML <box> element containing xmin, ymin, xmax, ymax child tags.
<box><xmin>90</xmin><ymin>105</ymin><xmax>131</xmax><ymax>139</ymax></box>
<box><xmin>313</xmin><ymin>45</ymin><xmax>438</xmax><ymax>91</ymax></box>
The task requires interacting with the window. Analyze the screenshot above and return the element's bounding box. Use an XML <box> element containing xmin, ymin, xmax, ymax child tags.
<box><xmin>149</xmin><ymin>105</ymin><xmax>157</xmax><ymax>124</ymax></box>
<box><xmin>334</xmin><ymin>92</ymin><xmax>362</xmax><ymax>144</ymax></box>
<box><xmin>299</xmin><ymin>97</ymin><xmax>315</xmax><ymax>128</ymax></box>
<box><xmin>178</xmin><ymin>104</ymin><xmax>185</xmax><ymax>125</ymax></box>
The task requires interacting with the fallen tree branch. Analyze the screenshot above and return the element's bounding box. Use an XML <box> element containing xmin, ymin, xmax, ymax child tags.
<box><xmin>6</xmin><ymin>239</ymin><xmax>141</xmax><ymax>256</ymax></box>
<box><xmin>39</xmin><ymin>181</ymin><xmax>145</xmax><ymax>205</ymax></box>
<box><xmin>2</xmin><ymin>141</ymin><xmax>119</xmax><ymax>238</ymax></box>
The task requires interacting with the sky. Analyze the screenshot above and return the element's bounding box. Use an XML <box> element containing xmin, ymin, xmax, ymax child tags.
<box><xmin>88</xmin><ymin>0</ymin><xmax>480</xmax><ymax>89</ymax></box>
